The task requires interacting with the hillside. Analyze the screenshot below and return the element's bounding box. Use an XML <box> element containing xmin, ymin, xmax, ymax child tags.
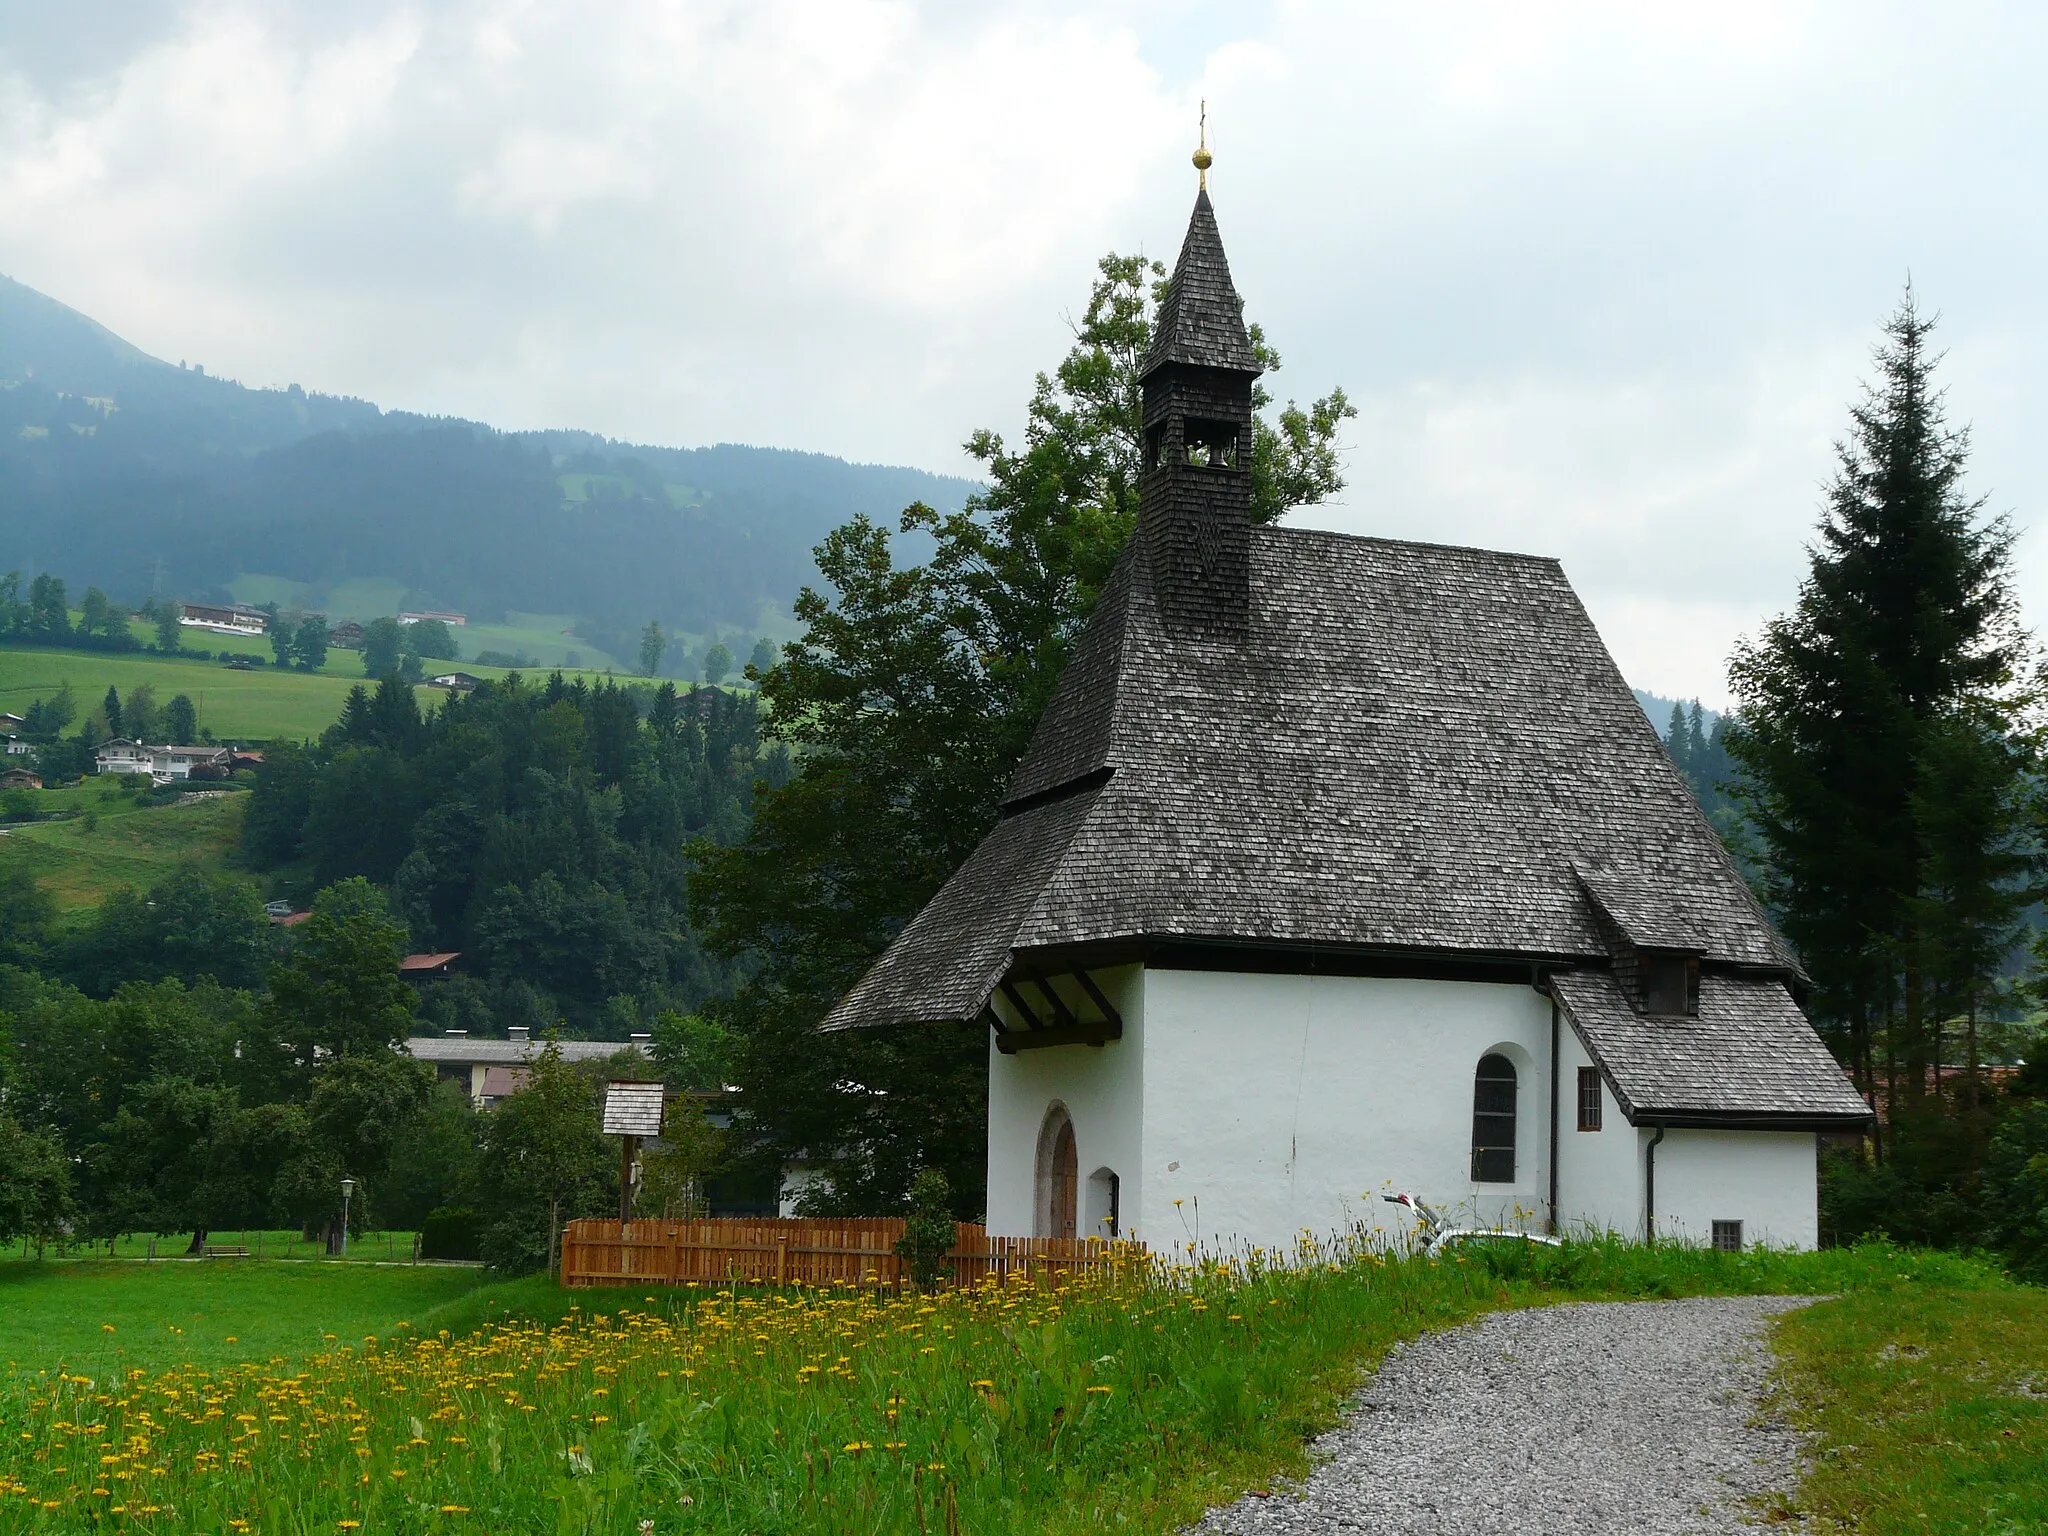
<box><xmin>0</xmin><ymin>780</ymin><xmax>253</xmax><ymax>915</ymax></box>
<box><xmin>0</xmin><ymin>275</ymin><xmax>977</xmax><ymax>654</ymax></box>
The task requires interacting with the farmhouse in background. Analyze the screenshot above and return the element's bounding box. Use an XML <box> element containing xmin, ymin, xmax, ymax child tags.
<box><xmin>827</xmin><ymin>166</ymin><xmax>1870</xmax><ymax>1255</ymax></box>
<box><xmin>93</xmin><ymin>739</ymin><xmax>233</xmax><ymax>782</ymax></box>
<box><xmin>406</xmin><ymin>1025</ymin><xmax>646</xmax><ymax>1108</ymax></box>
<box><xmin>328</xmin><ymin>621</ymin><xmax>366</xmax><ymax>649</ymax></box>
<box><xmin>427</xmin><ymin>671</ymin><xmax>483</xmax><ymax>692</ymax></box>
<box><xmin>178</xmin><ymin>600</ymin><xmax>268</xmax><ymax>636</ymax></box>
<box><xmin>398</xmin><ymin>950</ymin><xmax>462</xmax><ymax>981</ymax></box>
<box><xmin>0</xmin><ymin>768</ymin><xmax>42</xmax><ymax>790</ymax></box>
<box><xmin>399</xmin><ymin>609</ymin><xmax>467</xmax><ymax>627</ymax></box>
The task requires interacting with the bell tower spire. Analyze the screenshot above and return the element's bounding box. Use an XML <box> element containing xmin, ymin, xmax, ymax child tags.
<box><xmin>1138</xmin><ymin>115</ymin><xmax>1262</xmax><ymax>637</ymax></box>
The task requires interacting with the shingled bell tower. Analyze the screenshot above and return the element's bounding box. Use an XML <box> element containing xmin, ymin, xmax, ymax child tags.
<box><xmin>1138</xmin><ymin>113</ymin><xmax>1263</xmax><ymax>638</ymax></box>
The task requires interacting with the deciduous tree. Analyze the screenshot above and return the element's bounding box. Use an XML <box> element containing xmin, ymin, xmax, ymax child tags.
<box><xmin>294</xmin><ymin>615</ymin><xmax>330</xmax><ymax>671</ymax></box>
<box><xmin>692</xmin><ymin>249</ymin><xmax>1355</xmax><ymax>1214</ymax></box>
<box><xmin>0</xmin><ymin>1113</ymin><xmax>73</xmax><ymax>1255</ymax></box>
<box><xmin>361</xmin><ymin>616</ymin><xmax>405</xmax><ymax>678</ymax></box>
<box><xmin>153</xmin><ymin>600</ymin><xmax>183</xmax><ymax>653</ymax></box>
<box><xmin>256</xmin><ymin>878</ymin><xmax>418</xmax><ymax>1089</ymax></box>
<box><xmin>475</xmin><ymin>1037</ymin><xmax>610</xmax><ymax>1274</ymax></box>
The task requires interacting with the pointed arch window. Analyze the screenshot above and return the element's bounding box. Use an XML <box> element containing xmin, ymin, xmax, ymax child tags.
<box><xmin>1471</xmin><ymin>1054</ymin><xmax>1518</xmax><ymax>1183</ymax></box>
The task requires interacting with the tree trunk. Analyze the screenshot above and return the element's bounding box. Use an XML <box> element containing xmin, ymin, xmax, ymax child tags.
<box><xmin>1966</xmin><ymin>992</ymin><xmax>1985</xmax><ymax>1171</ymax></box>
<box><xmin>186</xmin><ymin>1229</ymin><xmax>208</xmax><ymax>1256</ymax></box>
<box><xmin>547</xmin><ymin>1198</ymin><xmax>560</xmax><ymax>1281</ymax></box>
<box><xmin>1902</xmin><ymin>950</ymin><xmax>1927</xmax><ymax>1102</ymax></box>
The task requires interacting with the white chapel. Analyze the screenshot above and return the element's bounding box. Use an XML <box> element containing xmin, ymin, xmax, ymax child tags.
<box><xmin>825</xmin><ymin>166</ymin><xmax>1871</xmax><ymax>1255</ymax></box>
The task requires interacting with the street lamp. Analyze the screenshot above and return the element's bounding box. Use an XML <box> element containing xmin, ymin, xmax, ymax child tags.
<box><xmin>340</xmin><ymin>1177</ymin><xmax>356</xmax><ymax>1258</ymax></box>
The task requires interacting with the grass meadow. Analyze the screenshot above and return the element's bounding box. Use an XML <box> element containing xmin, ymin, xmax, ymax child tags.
<box><xmin>0</xmin><ymin>639</ymin><xmax>723</xmax><ymax>750</ymax></box>
<box><xmin>0</xmin><ymin>648</ymin><xmax>372</xmax><ymax>742</ymax></box>
<box><xmin>0</xmin><ymin>1238</ymin><xmax>2037</xmax><ymax>1534</ymax></box>
<box><xmin>0</xmin><ymin>1251</ymin><xmax>483</xmax><ymax>1377</ymax></box>
<box><xmin>0</xmin><ymin>785</ymin><xmax>252</xmax><ymax>914</ymax></box>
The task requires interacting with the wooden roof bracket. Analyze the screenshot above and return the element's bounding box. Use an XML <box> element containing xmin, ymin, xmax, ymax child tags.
<box><xmin>998</xmin><ymin>979</ymin><xmax>1044</xmax><ymax>1032</ymax></box>
<box><xmin>996</xmin><ymin>970</ymin><xmax>1124</xmax><ymax>1055</ymax></box>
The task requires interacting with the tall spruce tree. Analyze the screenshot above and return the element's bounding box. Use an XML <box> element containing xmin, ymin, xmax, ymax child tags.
<box><xmin>691</xmin><ymin>250</ymin><xmax>1354</xmax><ymax>1216</ymax></box>
<box><xmin>1728</xmin><ymin>288</ymin><xmax>2030</xmax><ymax>1150</ymax></box>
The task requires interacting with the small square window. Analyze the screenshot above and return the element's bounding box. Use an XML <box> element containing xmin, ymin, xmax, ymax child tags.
<box><xmin>1711</xmin><ymin>1219</ymin><xmax>1743</xmax><ymax>1254</ymax></box>
<box><xmin>1640</xmin><ymin>954</ymin><xmax>1699</xmax><ymax>1015</ymax></box>
<box><xmin>1576</xmin><ymin>1067</ymin><xmax>1603</xmax><ymax>1132</ymax></box>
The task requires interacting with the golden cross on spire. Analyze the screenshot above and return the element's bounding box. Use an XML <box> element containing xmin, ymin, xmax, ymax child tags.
<box><xmin>1193</xmin><ymin>100</ymin><xmax>1212</xmax><ymax>189</ymax></box>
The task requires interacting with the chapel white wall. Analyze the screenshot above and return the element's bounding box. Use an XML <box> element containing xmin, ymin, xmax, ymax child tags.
<box><xmin>1654</xmin><ymin>1129</ymin><xmax>1819</xmax><ymax>1250</ymax></box>
<box><xmin>1134</xmin><ymin>970</ymin><xmax>1553</xmax><ymax>1257</ymax></box>
<box><xmin>1553</xmin><ymin>1023</ymin><xmax>1643</xmax><ymax>1238</ymax></box>
<box><xmin>984</xmin><ymin>964</ymin><xmax>1144</xmax><ymax>1239</ymax></box>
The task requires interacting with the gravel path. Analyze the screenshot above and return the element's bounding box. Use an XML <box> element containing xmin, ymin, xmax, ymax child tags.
<box><xmin>1194</xmin><ymin>1295</ymin><xmax>1814</xmax><ymax>1536</ymax></box>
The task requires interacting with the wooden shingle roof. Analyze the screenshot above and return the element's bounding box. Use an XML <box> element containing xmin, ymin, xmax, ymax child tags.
<box><xmin>827</xmin><ymin>525</ymin><xmax>1801</xmax><ymax>1032</ymax></box>
<box><xmin>1552</xmin><ymin>970</ymin><xmax>1870</xmax><ymax>1128</ymax></box>
<box><xmin>1139</xmin><ymin>189</ymin><xmax>1262</xmax><ymax>380</ymax></box>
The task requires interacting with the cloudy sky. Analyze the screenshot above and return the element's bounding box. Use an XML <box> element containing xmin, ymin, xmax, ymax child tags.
<box><xmin>2</xmin><ymin>1</ymin><xmax>2041</xmax><ymax>703</ymax></box>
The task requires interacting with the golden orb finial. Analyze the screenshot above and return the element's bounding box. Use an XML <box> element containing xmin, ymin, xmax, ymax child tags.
<box><xmin>1193</xmin><ymin>100</ymin><xmax>1212</xmax><ymax>189</ymax></box>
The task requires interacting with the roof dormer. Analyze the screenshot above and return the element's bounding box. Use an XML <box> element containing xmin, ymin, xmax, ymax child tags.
<box><xmin>1576</xmin><ymin>867</ymin><xmax>1704</xmax><ymax>1017</ymax></box>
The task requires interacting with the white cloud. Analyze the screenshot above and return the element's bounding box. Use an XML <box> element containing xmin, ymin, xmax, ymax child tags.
<box><xmin>2</xmin><ymin>0</ymin><xmax>2045</xmax><ymax>702</ymax></box>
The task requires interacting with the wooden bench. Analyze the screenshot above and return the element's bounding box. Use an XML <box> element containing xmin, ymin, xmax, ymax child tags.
<box><xmin>202</xmin><ymin>1245</ymin><xmax>251</xmax><ymax>1259</ymax></box>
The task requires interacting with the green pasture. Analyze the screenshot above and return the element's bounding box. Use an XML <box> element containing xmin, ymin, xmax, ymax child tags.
<box><xmin>224</xmin><ymin>574</ymin><xmax>412</xmax><ymax>622</ymax></box>
<box><xmin>0</xmin><ymin>643</ymin><xmax>677</xmax><ymax>751</ymax></box>
<box><xmin>0</xmin><ymin>1247</ymin><xmax>484</xmax><ymax>1375</ymax></box>
<box><xmin>558</xmin><ymin>473</ymin><xmax>705</xmax><ymax>510</ymax></box>
<box><xmin>0</xmin><ymin>646</ymin><xmax>372</xmax><ymax>740</ymax></box>
<box><xmin>460</xmin><ymin>611</ymin><xmax>628</xmax><ymax>672</ymax></box>
<box><xmin>221</xmin><ymin>573</ymin><xmax>636</xmax><ymax>672</ymax></box>
<box><xmin>0</xmin><ymin>789</ymin><xmax>251</xmax><ymax>912</ymax></box>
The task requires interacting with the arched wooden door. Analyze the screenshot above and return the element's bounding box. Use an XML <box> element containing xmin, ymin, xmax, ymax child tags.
<box><xmin>1035</xmin><ymin>1104</ymin><xmax>1080</xmax><ymax>1239</ymax></box>
<box><xmin>1050</xmin><ymin>1119</ymin><xmax>1078</xmax><ymax>1239</ymax></box>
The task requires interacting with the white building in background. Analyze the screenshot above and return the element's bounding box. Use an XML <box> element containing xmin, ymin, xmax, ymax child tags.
<box><xmin>403</xmin><ymin>1026</ymin><xmax>647</xmax><ymax>1108</ymax></box>
<box><xmin>825</xmin><ymin>174</ymin><xmax>1870</xmax><ymax>1257</ymax></box>
<box><xmin>178</xmin><ymin>601</ymin><xmax>268</xmax><ymax>636</ymax></box>
<box><xmin>94</xmin><ymin>740</ymin><xmax>232</xmax><ymax>782</ymax></box>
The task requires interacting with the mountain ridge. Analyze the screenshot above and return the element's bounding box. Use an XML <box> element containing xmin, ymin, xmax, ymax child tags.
<box><xmin>0</xmin><ymin>274</ymin><xmax>977</xmax><ymax>648</ymax></box>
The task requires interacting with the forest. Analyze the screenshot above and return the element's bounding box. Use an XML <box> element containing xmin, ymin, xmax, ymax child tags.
<box><xmin>0</xmin><ymin>663</ymin><xmax>778</xmax><ymax>1267</ymax></box>
<box><xmin>241</xmin><ymin>672</ymin><xmax>785</xmax><ymax>1030</ymax></box>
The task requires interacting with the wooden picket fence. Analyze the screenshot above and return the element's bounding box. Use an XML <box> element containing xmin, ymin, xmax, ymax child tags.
<box><xmin>558</xmin><ymin>1217</ymin><xmax>1144</xmax><ymax>1290</ymax></box>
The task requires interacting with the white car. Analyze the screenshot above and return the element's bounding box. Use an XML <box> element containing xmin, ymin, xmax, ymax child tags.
<box><xmin>1381</xmin><ymin>1192</ymin><xmax>1564</xmax><ymax>1256</ymax></box>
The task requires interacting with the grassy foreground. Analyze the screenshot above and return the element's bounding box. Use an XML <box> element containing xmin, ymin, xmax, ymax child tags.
<box><xmin>1770</xmin><ymin>1271</ymin><xmax>2048</xmax><ymax>1532</ymax></box>
<box><xmin>0</xmin><ymin>1239</ymin><xmax>2008</xmax><ymax>1535</ymax></box>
